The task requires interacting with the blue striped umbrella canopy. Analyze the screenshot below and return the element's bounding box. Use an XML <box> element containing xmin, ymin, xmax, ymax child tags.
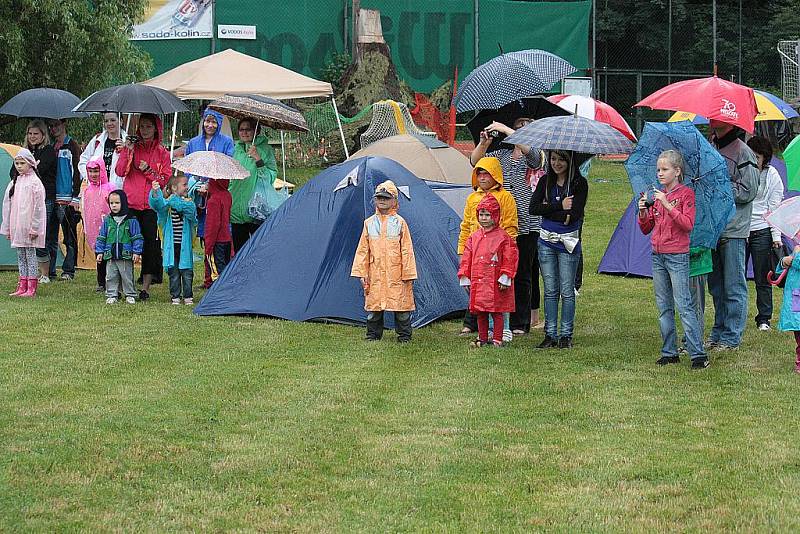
<box><xmin>454</xmin><ymin>49</ymin><xmax>576</xmax><ymax>113</ymax></box>
<box><xmin>504</xmin><ymin>115</ymin><xmax>635</xmax><ymax>154</ymax></box>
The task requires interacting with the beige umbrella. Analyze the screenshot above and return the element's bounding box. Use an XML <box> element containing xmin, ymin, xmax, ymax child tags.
<box><xmin>348</xmin><ymin>134</ymin><xmax>473</xmax><ymax>185</ymax></box>
<box><xmin>173</xmin><ymin>151</ymin><xmax>250</xmax><ymax>180</ymax></box>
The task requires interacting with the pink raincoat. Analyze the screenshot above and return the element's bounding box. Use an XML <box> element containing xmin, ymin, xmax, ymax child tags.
<box><xmin>82</xmin><ymin>158</ymin><xmax>115</xmax><ymax>251</ymax></box>
<box><xmin>1</xmin><ymin>169</ymin><xmax>46</xmax><ymax>248</ymax></box>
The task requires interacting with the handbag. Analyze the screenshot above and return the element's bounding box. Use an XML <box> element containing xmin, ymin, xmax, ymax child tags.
<box><xmin>248</xmin><ymin>178</ymin><xmax>289</xmax><ymax>221</ymax></box>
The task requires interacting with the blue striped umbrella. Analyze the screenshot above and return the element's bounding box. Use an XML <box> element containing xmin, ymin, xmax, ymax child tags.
<box><xmin>504</xmin><ymin>115</ymin><xmax>635</xmax><ymax>154</ymax></box>
<box><xmin>454</xmin><ymin>50</ymin><xmax>576</xmax><ymax>113</ymax></box>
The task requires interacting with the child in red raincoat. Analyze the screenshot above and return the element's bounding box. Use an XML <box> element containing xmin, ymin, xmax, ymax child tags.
<box><xmin>458</xmin><ymin>194</ymin><xmax>519</xmax><ymax>347</ymax></box>
<box><xmin>204</xmin><ymin>177</ymin><xmax>233</xmax><ymax>285</ymax></box>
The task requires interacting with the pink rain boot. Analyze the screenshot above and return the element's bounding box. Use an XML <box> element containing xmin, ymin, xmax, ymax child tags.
<box><xmin>9</xmin><ymin>277</ymin><xmax>27</xmax><ymax>297</ymax></box>
<box><xmin>20</xmin><ymin>277</ymin><xmax>37</xmax><ymax>297</ymax></box>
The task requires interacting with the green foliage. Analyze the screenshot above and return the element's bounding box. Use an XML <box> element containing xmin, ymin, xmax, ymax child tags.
<box><xmin>320</xmin><ymin>52</ymin><xmax>352</xmax><ymax>90</ymax></box>
<box><xmin>596</xmin><ymin>0</ymin><xmax>796</xmax><ymax>89</ymax></box>
<box><xmin>0</xmin><ymin>0</ymin><xmax>152</xmax><ymax>140</ymax></box>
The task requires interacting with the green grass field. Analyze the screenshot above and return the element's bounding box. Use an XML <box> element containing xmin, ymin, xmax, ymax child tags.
<box><xmin>1</xmin><ymin>160</ymin><xmax>798</xmax><ymax>531</ymax></box>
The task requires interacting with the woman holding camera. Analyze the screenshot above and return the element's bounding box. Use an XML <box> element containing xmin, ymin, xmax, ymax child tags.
<box><xmin>116</xmin><ymin>113</ymin><xmax>172</xmax><ymax>300</ymax></box>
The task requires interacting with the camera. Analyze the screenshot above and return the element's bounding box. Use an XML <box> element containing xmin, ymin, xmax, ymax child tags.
<box><xmin>486</xmin><ymin>129</ymin><xmax>501</xmax><ymax>138</ymax></box>
<box><xmin>643</xmin><ymin>198</ymin><xmax>655</xmax><ymax>208</ymax></box>
<box><xmin>127</xmin><ymin>135</ymin><xmax>140</xmax><ymax>144</ymax></box>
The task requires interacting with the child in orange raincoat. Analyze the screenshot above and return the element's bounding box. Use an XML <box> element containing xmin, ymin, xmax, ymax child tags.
<box><xmin>351</xmin><ymin>180</ymin><xmax>418</xmax><ymax>342</ymax></box>
<box><xmin>458</xmin><ymin>194</ymin><xmax>519</xmax><ymax>347</ymax></box>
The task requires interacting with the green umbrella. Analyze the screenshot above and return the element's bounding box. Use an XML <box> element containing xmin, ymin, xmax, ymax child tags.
<box><xmin>784</xmin><ymin>135</ymin><xmax>800</xmax><ymax>191</ymax></box>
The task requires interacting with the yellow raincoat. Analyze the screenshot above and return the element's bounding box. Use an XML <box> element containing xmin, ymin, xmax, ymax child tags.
<box><xmin>457</xmin><ymin>156</ymin><xmax>518</xmax><ymax>254</ymax></box>
<box><xmin>351</xmin><ymin>180</ymin><xmax>418</xmax><ymax>312</ymax></box>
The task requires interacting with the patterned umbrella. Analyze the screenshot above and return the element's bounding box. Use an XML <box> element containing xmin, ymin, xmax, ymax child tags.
<box><xmin>454</xmin><ymin>49</ymin><xmax>576</xmax><ymax>113</ymax></box>
<box><xmin>207</xmin><ymin>94</ymin><xmax>308</xmax><ymax>132</ymax></box>
<box><xmin>765</xmin><ymin>196</ymin><xmax>800</xmax><ymax>240</ymax></box>
<box><xmin>504</xmin><ymin>114</ymin><xmax>635</xmax><ymax>154</ymax></box>
<box><xmin>624</xmin><ymin>121</ymin><xmax>735</xmax><ymax>249</ymax></box>
<box><xmin>172</xmin><ymin>151</ymin><xmax>250</xmax><ymax>180</ymax></box>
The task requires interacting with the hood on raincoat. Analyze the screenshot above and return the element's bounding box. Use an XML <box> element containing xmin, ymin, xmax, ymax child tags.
<box><xmin>86</xmin><ymin>157</ymin><xmax>110</xmax><ymax>186</ymax></box>
<box><xmin>202</xmin><ymin>108</ymin><xmax>226</xmax><ymax>144</ymax></box>
<box><xmin>108</xmin><ymin>188</ymin><xmax>131</xmax><ymax>218</ymax></box>
<box><xmin>373</xmin><ymin>180</ymin><xmax>399</xmax><ymax>213</ymax></box>
<box><xmin>471</xmin><ymin>156</ymin><xmax>504</xmax><ymax>191</ymax></box>
<box><xmin>15</xmin><ymin>148</ymin><xmax>38</xmax><ymax>169</ymax></box>
<box><xmin>136</xmin><ymin>113</ymin><xmax>164</xmax><ymax>149</ymax></box>
<box><xmin>476</xmin><ymin>192</ymin><xmax>501</xmax><ymax>226</ymax></box>
<box><xmin>209</xmin><ymin>177</ymin><xmax>230</xmax><ymax>196</ymax></box>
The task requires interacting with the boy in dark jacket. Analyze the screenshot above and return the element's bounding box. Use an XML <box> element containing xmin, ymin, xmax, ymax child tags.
<box><xmin>49</xmin><ymin>118</ymin><xmax>82</xmax><ymax>280</ymax></box>
<box><xmin>95</xmin><ymin>190</ymin><xmax>143</xmax><ymax>304</ymax></box>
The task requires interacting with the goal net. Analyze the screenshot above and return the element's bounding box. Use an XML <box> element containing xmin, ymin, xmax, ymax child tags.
<box><xmin>778</xmin><ymin>41</ymin><xmax>800</xmax><ymax>102</ymax></box>
<box><xmin>359</xmin><ymin>100</ymin><xmax>433</xmax><ymax>148</ymax></box>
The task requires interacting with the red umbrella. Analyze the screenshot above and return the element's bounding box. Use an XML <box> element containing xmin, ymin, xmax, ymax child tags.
<box><xmin>547</xmin><ymin>94</ymin><xmax>636</xmax><ymax>141</ymax></box>
<box><xmin>634</xmin><ymin>76</ymin><xmax>759</xmax><ymax>133</ymax></box>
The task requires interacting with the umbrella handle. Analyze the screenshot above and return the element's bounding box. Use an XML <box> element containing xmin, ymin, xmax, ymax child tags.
<box><xmin>767</xmin><ymin>269</ymin><xmax>787</xmax><ymax>286</ymax></box>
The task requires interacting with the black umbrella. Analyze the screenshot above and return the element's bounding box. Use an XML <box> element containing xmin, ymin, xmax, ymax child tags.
<box><xmin>0</xmin><ymin>88</ymin><xmax>88</xmax><ymax>119</ymax></box>
<box><xmin>73</xmin><ymin>83</ymin><xmax>189</xmax><ymax>114</ymax></box>
<box><xmin>466</xmin><ymin>96</ymin><xmax>571</xmax><ymax>151</ymax></box>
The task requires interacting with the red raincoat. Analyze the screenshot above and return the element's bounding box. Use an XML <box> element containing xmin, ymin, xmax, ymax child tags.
<box><xmin>204</xmin><ymin>178</ymin><xmax>232</xmax><ymax>255</ymax></box>
<box><xmin>117</xmin><ymin>116</ymin><xmax>172</xmax><ymax>211</ymax></box>
<box><xmin>458</xmin><ymin>194</ymin><xmax>519</xmax><ymax>313</ymax></box>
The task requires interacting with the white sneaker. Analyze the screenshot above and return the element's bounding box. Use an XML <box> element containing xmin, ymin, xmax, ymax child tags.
<box><xmin>184</xmin><ymin>297</ymin><xmax>194</xmax><ymax>306</ymax></box>
<box><xmin>502</xmin><ymin>329</ymin><xmax>513</xmax><ymax>343</ymax></box>
<box><xmin>171</xmin><ymin>298</ymin><xmax>181</xmax><ymax>305</ymax></box>
<box><xmin>574</xmin><ymin>288</ymin><xmax>580</xmax><ymax>297</ymax></box>
<box><xmin>105</xmin><ymin>297</ymin><xmax>117</xmax><ymax>304</ymax></box>
<box><xmin>125</xmin><ymin>296</ymin><xmax>136</xmax><ymax>304</ymax></box>
<box><xmin>758</xmin><ymin>323</ymin><xmax>771</xmax><ymax>331</ymax></box>
<box><xmin>38</xmin><ymin>275</ymin><xmax>50</xmax><ymax>284</ymax></box>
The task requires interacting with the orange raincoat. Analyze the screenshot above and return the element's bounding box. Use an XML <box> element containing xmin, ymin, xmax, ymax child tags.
<box><xmin>351</xmin><ymin>180</ymin><xmax>418</xmax><ymax>312</ymax></box>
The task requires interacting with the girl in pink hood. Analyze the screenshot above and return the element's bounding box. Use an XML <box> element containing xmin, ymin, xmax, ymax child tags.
<box><xmin>83</xmin><ymin>158</ymin><xmax>115</xmax><ymax>291</ymax></box>
<box><xmin>1</xmin><ymin>149</ymin><xmax>47</xmax><ymax>297</ymax></box>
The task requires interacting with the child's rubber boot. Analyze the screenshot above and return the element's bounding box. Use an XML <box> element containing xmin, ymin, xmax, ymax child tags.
<box><xmin>9</xmin><ymin>277</ymin><xmax>27</xmax><ymax>297</ymax></box>
<box><xmin>795</xmin><ymin>353</ymin><xmax>800</xmax><ymax>374</ymax></box>
<box><xmin>20</xmin><ymin>277</ymin><xmax>38</xmax><ymax>297</ymax></box>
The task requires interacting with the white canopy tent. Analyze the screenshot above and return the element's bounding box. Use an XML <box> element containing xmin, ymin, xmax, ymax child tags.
<box><xmin>143</xmin><ymin>49</ymin><xmax>349</xmax><ymax>157</ymax></box>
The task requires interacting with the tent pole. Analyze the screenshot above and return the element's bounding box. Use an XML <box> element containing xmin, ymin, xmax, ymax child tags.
<box><xmin>170</xmin><ymin>112</ymin><xmax>178</xmax><ymax>163</ymax></box>
<box><xmin>281</xmin><ymin>130</ymin><xmax>287</xmax><ymax>187</ymax></box>
<box><xmin>331</xmin><ymin>95</ymin><xmax>349</xmax><ymax>159</ymax></box>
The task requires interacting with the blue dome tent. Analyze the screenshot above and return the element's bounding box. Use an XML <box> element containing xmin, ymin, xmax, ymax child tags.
<box><xmin>194</xmin><ymin>156</ymin><xmax>468</xmax><ymax>327</ymax></box>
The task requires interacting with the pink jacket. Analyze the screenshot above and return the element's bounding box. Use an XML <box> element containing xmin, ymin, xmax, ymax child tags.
<box><xmin>1</xmin><ymin>170</ymin><xmax>46</xmax><ymax>248</ymax></box>
<box><xmin>82</xmin><ymin>158</ymin><xmax>114</xmax><ymax>251</ymax></box>
<box><xmin>637</xmin><ymin>183</ymin><xmax>696</xmax><ymax>254</ymax></box>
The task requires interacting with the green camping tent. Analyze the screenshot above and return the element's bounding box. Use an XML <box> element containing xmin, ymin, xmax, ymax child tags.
<box><xmin>0</xmin><ymin>146</ymin><xmax>17</xmax><ymax>269</ymax></box>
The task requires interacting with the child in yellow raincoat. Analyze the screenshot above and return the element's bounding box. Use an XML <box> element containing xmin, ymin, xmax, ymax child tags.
<box><xmin>351</xmin><ymin>180</ymin><xmax>418</xmax><ymax>342</ymax></box>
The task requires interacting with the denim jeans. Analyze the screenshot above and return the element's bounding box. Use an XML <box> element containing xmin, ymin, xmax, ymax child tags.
<box><xmin>708</xmin><ymin>238</ymin><xmax>748</xmax><ymax>347</ymax></box>
<box><xmin>168</xmin><ymin>243</ymin><xmax>193</xmax><ymax>299</ymax></box>
<box><xmin>746</xmin><ymin>227</ymin><xmax>774</xmax><ymax>325</ymax></box>
<box><xmin>52</xmin><ymin>204</ymin><xmax>78</xmax><ymax>276</ymax></box>
<box><xmin>538</xmin><ymin>244</ymin><xmax>580</xmax><ymax>339</ymax></box>
<box><xmin>652</xmin><ymin>253</ymin><xmax>705</xmax><ymax>359</ymax></box>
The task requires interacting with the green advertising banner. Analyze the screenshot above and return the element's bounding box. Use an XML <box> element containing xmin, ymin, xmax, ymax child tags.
<box><xmin>134</xmin><ymin>0</ymin><xmax>590</xmax><ymax>93</ymax></box>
